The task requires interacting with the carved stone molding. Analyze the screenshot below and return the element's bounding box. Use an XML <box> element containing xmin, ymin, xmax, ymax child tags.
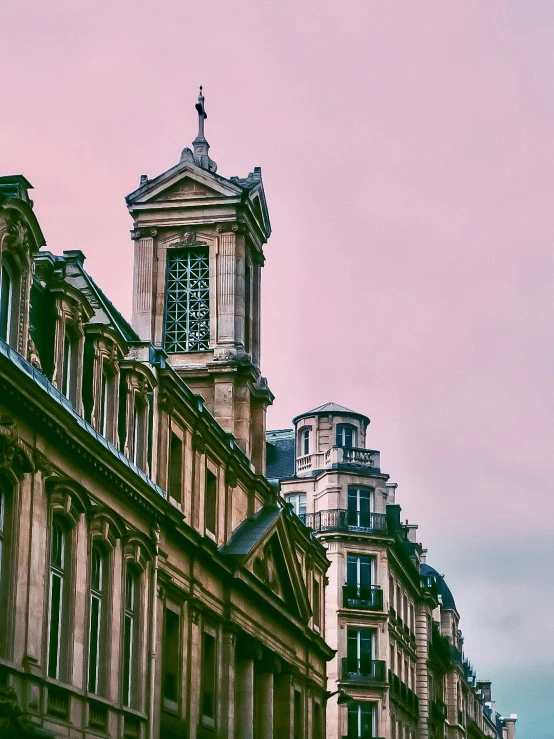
<box><xmin>131</xmin><ymin>228</ymin><xmax>158</xmax><ymax>241</ymax></box>
<box><xmin>158</xmin><ymin>391</ymin><xmax>174</xmax><ymax>414</ymax></box>
<box><xmin>32</xmin><ymin>449</ymin><xmax>54</xmax><ymax>477</ymax></box>
<box><xmin>0</xmin><ymin>419</ymin><xmax>34</xmax><ymax>480</ymax></box>
<box><xmin>192</xmin><ymin>431</ymin><xmax>206</xmax><ymax>454</ymax></box>
<box><xmin>213</xmin><ymin>346</ymin><xmax>237</xmax><ymax>362</ymax></box>
<box><xmin>225</xmin><ymin>467</ymin><xmax>238</xmax><ymax>489</ymax></box>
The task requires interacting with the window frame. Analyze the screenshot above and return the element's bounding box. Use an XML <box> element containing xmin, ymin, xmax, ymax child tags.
<box><xmin>201</xmin><ymin>626</ymin><xmax>218</xmax><ymax>726</ymax></box>
<box><xmin>336</xmin><ymin>423</ymin><xmax>357</xmax><ymax>448</ymax></box>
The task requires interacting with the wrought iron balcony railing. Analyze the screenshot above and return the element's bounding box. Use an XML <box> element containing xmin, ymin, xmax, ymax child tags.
<box><xmin>304</xmin><ymin>510</ymin><xmax>388</xmax><ymax>535</ymax></box>
<box><xmin>388</xmin><ymin>671</ymin><xmax>419</xmax><ymax>717</ymax></box>
<box><xmin>341</xmin><ymin>658</ymin><xmax>386</xmax><ymax>683</ymax></box>
<box><xmin>430</xmin><ymin>699</ymin><xmax>448</xmax><ymax>723</ymax></box>
<box><xmin>342</xmin><ymin>585</ymin><xmax>384</xmax><ymax>611</ymax></box>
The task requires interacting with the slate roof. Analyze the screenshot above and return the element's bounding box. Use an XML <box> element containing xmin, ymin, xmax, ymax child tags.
<box><xmin>420</xmin><ymin>563</ymin><xmax>457</xmax><ymax>610</ymax></box>
<box><xmin>292</xmin><ymin>401</ymin><xmax>370</xmax><ymax>425</ymax></box>
<box><xmin>221</xmin><ymin>505</ymin><xmax>281</xmax><ymax>557</ymax></box>
<box><xmin>266</xmin><ymin>429</ymin><xmax>295</xmax><ymax>481</ymax></box>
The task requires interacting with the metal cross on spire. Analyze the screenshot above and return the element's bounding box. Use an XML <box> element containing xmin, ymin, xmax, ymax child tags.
<box><xmin>195</xmin><ymin>85</ymin><xmax>207</xmax><ymax>139</ymax></box>
<box><xmin>190</xmin><ymin>85</ymin><xmax>217</xmax><ymax>173</ymax></box>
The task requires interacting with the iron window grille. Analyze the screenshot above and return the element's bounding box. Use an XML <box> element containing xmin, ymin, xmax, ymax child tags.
<box><xmin>164</xmin><ymin>248</ymin><xmax>210</xmax><ymax>352</ymax></box>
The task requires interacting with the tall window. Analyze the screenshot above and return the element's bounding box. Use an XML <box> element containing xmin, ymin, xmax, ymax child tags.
<box><xmin>294</xmin><ymin>690</ymin><xmax>303</xmax><ymax>739</ymax></box>
<box><xmin>346</xmin><ymin>626</ymin><xmax>373</xmax><ymax>675</ymax></box>
<box><xmin>123</xmin><ymin>569</ymin><xmax>139</xmax><ymax>707</ymax></box>
<box><xmin>205</xmin><ymin>468</ymin><xmax>217</xmax><ymax>537</ymax></box>
<box><xmin>48</xmin><ymin>519</ymin><xmax>67</xmax><ymax>679</ymax></box>
<box><xmin>0</xmin><ymin>261</ymin><xmax>13</xmax><ymax>344</ymax></box>
<box><xmin>61</xmin><ymin>331</ymin><xmax>78</xmax><ymax>403</ymax></box>
<box><xmin>336</xmin><ymin>424</ymin><xmax>356</xmax><ymax>448</ymax></box>
<box><xmin>162</xmin><ymin>607</ymin><xmax>180</xmax><ymax>709</ymax></box>
<box><xmin>88</xmin><ymin>545</ymin><xmax>106</xmax><ymax>694</ymax></box>
<box><xmin>347</xmin><ymin>486</ymin><xmax>374</xmax><ymax>529</ymax></box>
<box><xmin>300</xmin><ymin>428</ymin><xmax>310</xmax><ymax>456</ymax></box>
<box><xmin>312</xmin><ymin>577</ymin><xmax>321</xmax><ymax>629</ymax></box>
<box><xmin>201</xmin><ymin>631</ymin><xmax>216</xmax><ymax>721</ymax></box>
<box><xmin>132</xmin><ymin>397</ymin><xmax>147</xmax><ymax>468</ymax></box>
<box><xmin>99</xmin><ymin>368</ymin><xmax>111</xmax><ymax>438</ymax></box>
<box><xmin>347</xmin><ymin>701</ymin><xmax>375</xmax><ymax>739</ymax></box>
<box><xmin>287</xmin><ymin>493</ymin><xmax>306</xmax><ymax>522</ymax></box>
<box><xmin>346</xmin><ymin>554</ymin><xmax>374</xmax><ymax>592</ymax></box>
<box><xmin>165</xmin><ymin>248</ymin><xmax>210</xmax><ymax>353</ymax></box>
<box><xmin>168</xmin><ymin>431</ymin><xmax>183</xmax><ymax>503</ymax></box>
<box><xmin>313</xmin><ymin>700</ymin><xmax>322</xmax><ymax>739</ymax></box>
<box><xmin>0</xmin><ymin>488</ymin><xmax>5</xmax><ymax>596</ymax></box>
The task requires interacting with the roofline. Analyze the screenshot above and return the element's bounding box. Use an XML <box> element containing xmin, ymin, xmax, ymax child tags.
<box><xmin>292</xmin><ymin>408</ymin><xmax>370</xmax><ymax>426</ymax></box>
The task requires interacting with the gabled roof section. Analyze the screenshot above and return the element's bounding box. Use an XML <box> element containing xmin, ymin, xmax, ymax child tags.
<box><xmin>34</xmin><ymin>250</ymin><xmax>139</xmax><ymax>344</ymax></box>
<box><xmin>221</xmin><ymin>504</ymin><xmax>312</xmax><ymax>622</ymax></box>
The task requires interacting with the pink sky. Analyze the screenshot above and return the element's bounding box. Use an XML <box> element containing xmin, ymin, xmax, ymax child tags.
<box><xmin>2</xmin><ymin>1</ymin><xmax>552</xmax><ymax>733</ymax></box>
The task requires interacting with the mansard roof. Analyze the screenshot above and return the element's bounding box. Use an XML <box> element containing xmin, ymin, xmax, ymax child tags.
<box><xmin>420</xmin><ymin>563</ymin><xmax>457</xmax><ymax>610</ymax></box>
<box><xmin>266</xmin><ymin>429</ymin><xmax>295</xmax><ymax>481</ymax></box>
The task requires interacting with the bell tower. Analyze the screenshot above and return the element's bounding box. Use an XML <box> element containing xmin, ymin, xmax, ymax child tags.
<box><xmin>127</xmin><ymin>88</ymin><xmax>273</xmax><ymax>473</ymax></box>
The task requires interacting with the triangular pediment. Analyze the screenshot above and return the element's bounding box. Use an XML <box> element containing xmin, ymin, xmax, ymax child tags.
<box><xmin>126</xmin><ymin>160</ymin><xmax>243</xmax><ymax>206</ymax></box>
<box><xmin>222</xmin><ymin>506</ymin><xmax>312</xmax><ymax>622</ymax></box>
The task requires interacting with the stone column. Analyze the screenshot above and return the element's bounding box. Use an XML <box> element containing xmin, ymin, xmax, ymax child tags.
<box><xmin>415</xmin><ymin>604</ymin><xmax>430</xmax><ymax>739</ymax></box>
<box><xmin>217</xmin><ymin>232</ymin><xmax>236</xmax><ymax>345</ymax></box>
<box><xmin>221</xmin><ymin>628</ymin><xmax>237</xmax><ymax>739</ymax></box>
<box><xmin>274</xmin><ymin>673</ymin><xmax>293</xmax><ymax>739</ymax></box>
<box><xmin>255</xmin><ymin>670</ymin><xmax>274</xmax><ymax>739</ymax></box>
<box><xmin>132</xmin><ymin>234</ymin><xmax>155</xmax><ymax>341</ymax></box>
<box><xmin>235</xmin><ymin>657</ymin><xmax>255</xmax><ymax>739</ymax></box>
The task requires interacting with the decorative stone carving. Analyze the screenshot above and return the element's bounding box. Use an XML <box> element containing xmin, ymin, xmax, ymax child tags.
<box><xmin>225</xmin><ymin>467</ymin><xmax>238</xmax><ymax>489</ymax></box>
<box><xmin>192</xmin><ymin>431</ymin><xmax>206</xmax><ymax>454</ymax></box>
<box><xmin>27</xmin><ymin>326</ymin><xmax>42</xmax><ymax>370</ymax></box>
<box><xmin>213</xmin><ymin>346</ymin><xmax>237</xmax><ymax>362</ymax></box>
<box><xmin>131</xmin><ymin>228</ymin><xmax>158</xmax><ymax>240</ymax></box>
<box><xmin>0</xmin><ymin>419</ymin><xmax>34</xmax><ymax>479</ymax></box>
<box><xmin>32</xmin><ymin>449</ymin><xmax>54</xmax><ymax>478</ymax></box>
<box><xmin>158</xmin><ymin>391</ymin><xmax>173</xmax><ymax>413</ymax></box>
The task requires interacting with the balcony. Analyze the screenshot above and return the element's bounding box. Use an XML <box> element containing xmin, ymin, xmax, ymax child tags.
<box><xmin>388</xmin><ymin>671</ymin><xmax>419</xmax><ymax>717</ymax></box>
<box><xmin>341</xmin><ymin>658</ymin><xmax>386</xmax><ymax>683</ymax></box>
<box><xmin>304</xmin><ymin>510</ymin><xmax>388</xmax><ymax>535</ymax></box>
<box><xmin>430</xmin><ymin>699</ymin><xmax>448</xmax><ymax>723</ymax></box>
<box><xmin>342</xmin><ymin>736</ymin><xmax>386</xmax><ymax>739</ymax></box>
<box><xmin>343</xmin><ymin>585</ymin><xmax>384</xmax><ymax>611</ymax></box>
<box><xmin>297</xmin><ymin>445</ymin><xmax>381</xmax><ymax>475</ymax></box>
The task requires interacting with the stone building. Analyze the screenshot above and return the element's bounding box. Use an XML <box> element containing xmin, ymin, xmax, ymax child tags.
<box><xmin>0</xmin><ymin>90</ymin><xmax>333</xmax><ymax>738</ymax></box>
<box><xmin>267</xmin><ymin>403</ymin><xmax>517</xmax><ymax>739</ymax></box>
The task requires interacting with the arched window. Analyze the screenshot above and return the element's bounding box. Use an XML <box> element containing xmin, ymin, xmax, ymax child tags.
<box><xmin>48</xmin><ymin>518</ymin><xmax>68</xmax><ymax>679</ymax></box>
<box><xmin>336</xmin><ymin>423</ymin><xmax>356</xmax><ymax>448</ymax></box>
<box><xmin>88</xmin><ymin>544</ymin><xmax>107</xmax><ymax>694</ymax></box>
<box><xmin>164</xmin><ymin>247</ymin><xmax>210</xmax><ymax>353</ymax></box>
<box><xmin>0</xmin><ymin>258</ymin><xmax>14</xmax><ymax>344</ymax></box>
<box><xmin>122</xmin><ymin>567</ymin><xmax>139</xmax><ymax>707</ymax></box>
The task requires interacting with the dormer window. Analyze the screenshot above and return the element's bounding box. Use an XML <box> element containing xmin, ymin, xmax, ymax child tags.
<box><xmin>61</xmin><ymin>330</ymin><xmax>79</xmax><ymax>403</ymax></box>
<box><xmin>131</xmin><ymin>396</ymin><xmax>147</xmax><ymax>469</ymax></box>
<box><xmin>99</xmin><ymin>368</ymin><xmax>112</xmax><ymax>438</ymax></box>
<box><xmin>336</xmin><ymin>423</ymin><xmax>356</xmax><ymax>448</ymax></box>
<box><xmin>300</xmin><ymin>428</ymin><xmax>310</xmax><ymax>456</ymax></box>
<box><xmin>0</xmin><ymin>259</ymin><xmax>14</xmax><ymax>345</ymax></box>
<box><xmin>164</xmin><ymin>247</ymin><xmax>210</xmax><ymax>353</ymax></box>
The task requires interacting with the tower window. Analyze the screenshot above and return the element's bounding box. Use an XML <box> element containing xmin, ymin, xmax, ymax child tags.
<box><xmin>164</xmin><ymin>247</ymin><xmax>210</xmax><ymax>353</ymax></box>
<box><xmin>300</xmin><ymin>428</ymin><xmax>310</xmax><ymax>456</ymax></box>
<box><xmin>336</xmin><ymin>423</ymin><xmax>356</xmax><ymax>448</ymax></box>
<box><xmin>287</xmin><ymin>493</ymin><xmax>306</xmax><ymax>522</ymax></box>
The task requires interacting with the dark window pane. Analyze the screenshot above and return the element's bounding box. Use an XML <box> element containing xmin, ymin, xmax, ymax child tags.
<box><xmin>163</xmin><ymin>609</ymin><xmax>180</xmax><ymax>703</ymax></box>
<box><xmin>202</xmin><ymin>632</ymin><xmax>216</xmax><ymax>718</ymax></box>
<box><xmin>168</xmin><ymin>432</ymin><xmax>183</xmax><ymax>502</ymax></box>
<box><xmin>48</xmin><ymin>573</ymin><xmax>63</xmax><ymax>678</ymax></box>
<box><xmin>205</xmin><ymin>469</ymin><xmax>217</xmax><ymax>535</ymax></box>
<box><xmin>88</xmin><ymin>595</ymin><xmax>101</xmax><ymax>692</ymax></box>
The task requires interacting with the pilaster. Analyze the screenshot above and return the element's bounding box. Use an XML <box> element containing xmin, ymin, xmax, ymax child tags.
<box><xmin>235</xmin><ymin>656</ymin><xmax>255</xmax><ymax>739</ymax></box>
<box><xmin>415</xmin><ymin>603</ymin><xmax>430</xmax><ymax>739</ymax></box>
<box><xmin>131</xmin><ymin>235</ymin><xmax>155</xmax><ymax>341</ymax></box>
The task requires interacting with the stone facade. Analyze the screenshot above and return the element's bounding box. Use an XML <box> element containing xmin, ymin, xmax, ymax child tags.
<box><xmin>267</xmin><ymin>403</ymin><xmax>517</xmax><ymax>739</ymax></box>
<box><xmin>0</xmin><ymin>97</ymin><xmax>332</xmax><ymax>738</ymax></box>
